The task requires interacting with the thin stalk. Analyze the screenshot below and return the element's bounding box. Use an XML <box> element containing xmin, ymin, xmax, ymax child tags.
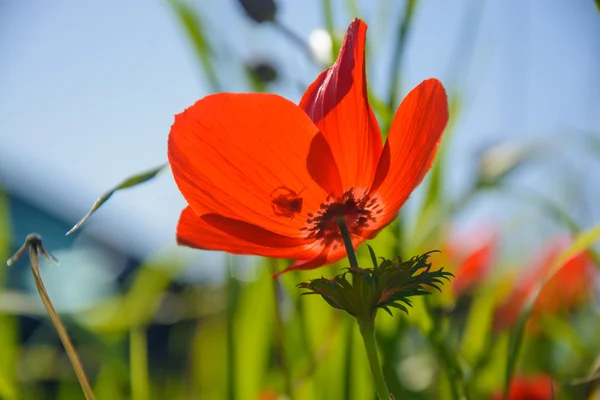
<box><xmin>424</xmin><ymin>298</ymin><xmax>462</xmax><ymax>400</ymax></box>
<box><xmin>226</xmin><ymin>258</ymin><xmax>240</xmax><ymax>400</ymax></box>
<box><xmin>387</xmin><ymin>0</ymin><xmax>418</xmax><ymax>113</ymax></box>
<box><xmin>269</xmin><ymin>260</ymin><xmax>294</xmax><ymax>399</ymax></box>
<box><xmin>334</xmin><ymin>218</ymin><xmax>391</xmax><ymax>400</ymax></box>
<box><xmin>130</xmin><ymin>327</ymin><xmax>149</xmax><ymax>400</ymax></box>
<box><xmin>358</xmin><ymin>320</ymin><xmax>391</xmax><ymax>400</ymax></box>
<box><xmin>294</xmin><ymin>286</ymin><xmax>316</xmax><ymax>378</ymax></box>
<box><xmin>321</xmin><ymin>0</ymin><xmax>338</xmax><ymax>62</ymax></box>
<box><xmin>272</xmin><ymin>20</ymin><xmax>320</xmax><ymax>67</ymax></box>
<box><xmin>342</xmin><ymin>317</ymin><xmax>354</xmax><ymax>400</ymax></box>
<box><xmin>335</xmin><ymin>217</ymin><xmax>358</xmax><ymax>267</ymax></box>
<box><xmin>7</xmin><ymin>235</ymin><xmax>95</xmax><ymax>400</ymax></box>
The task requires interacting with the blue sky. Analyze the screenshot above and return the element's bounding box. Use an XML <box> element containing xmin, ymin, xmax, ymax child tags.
<box><xmin>1</xmin><ymin>0</ymin><xmax>599</xmax><ymax>265</ymax></box>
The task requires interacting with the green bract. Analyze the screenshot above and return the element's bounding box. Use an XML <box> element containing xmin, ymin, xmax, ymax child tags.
<box><xmin>297</xmin><ymin>248</ymin><xmax>453</xmax><ymax>320</ymax></box>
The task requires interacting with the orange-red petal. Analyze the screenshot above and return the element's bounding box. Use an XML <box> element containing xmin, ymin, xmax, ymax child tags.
<box><xmin>274</xmin><ymin>234</ymin><xmax>366</xmax><ymax>276</ymax></box>
<box><xmin>177</xmin><ymin>207</ymin><xmax>322</xmax><ymax>260</ymax></box>
<box><xmin>368</xmin><ymin>79</ymin><xmax>448</xmax><ymax>231</ymax></box>
<box><xmin>168</xmin><ymin>93</ymin><xmax>339</xmax><ymax>238</ymax></box>
<box><xmin>299</xmin><ymin>19</ymin><xmax>382</xmax><ymax>195</ymax></box>
<box><xmin>533</xmin><ymin>250</ymin><xmax>595</xmax><ymax>315</ymax></box>
<box><xmin>492</xmin><ymin>375</ymin><xmax>554</xmax><ymax>400</ymax></box>
<box><xmin>452</xmin><ymin>240</ymin><xmax>494</xmax><ymax>295</ymax></box>
<box><xmin>493</xmin><ymin>240</ymin><xmax>596</xmax><ymax>331</ymax></box>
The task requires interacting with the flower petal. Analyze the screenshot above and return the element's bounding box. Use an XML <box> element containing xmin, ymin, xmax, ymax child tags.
<box><xmin>452</xmin><ymin>240</ymin><xmax>494</xmax><ymax>295</ymax></box>
<box><xmin>168</xmin><ymin>93</ymin><xmax>340</xmax><ymax>238</ymax></box>
<box><xmin>299</xmin><ymin>19</ymin><xmax>382</xmax><ymax>194</ymax></box>
<box><xmin>273</xmin><ymin>234</ymin><xmax>366</xmax><ymax>276</ymax></box>
<box><xmin>533</xmin><ymin>250</ymin><xmax>595</xmax><ymax>314</ymax></box>
<box><xmin>177</xmin><ymin>207</ymin><xmax>322</xmax><ymax>259</ymax></box>
<box><xmin>368</xmin><ymin>79</ymin><xmax>449</xmax><ymax>230</ymax></box>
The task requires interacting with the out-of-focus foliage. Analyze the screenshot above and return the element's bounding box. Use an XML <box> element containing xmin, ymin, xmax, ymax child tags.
<box><xmin>2</xmin><ymin>1</ymin><xmax>599</xmax><ymax>399</ymax></box>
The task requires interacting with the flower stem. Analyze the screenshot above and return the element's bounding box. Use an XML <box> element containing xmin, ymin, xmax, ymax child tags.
<box><xmin>7</xmin><ymin>235</ymin><xmax>95</xmax><ymax>400</ymax></box>
<box><xmin>335</xmin><ymin>218</ymin><xmax>391</xmax><ymax>399</ymax></box>
<box><xmin>335</xmin><ymin>217</ymin><xmax>359</xmax><ymax>268</ymax></box>
<box><xmin>358</xmin><ymin>319</ymin><xmax>392</xmax><ymax>400</ymax></box>
<box><xmin>269</xmin><ymin>260</ymin><xmax>294</xmax><ymax>399</ymax></box>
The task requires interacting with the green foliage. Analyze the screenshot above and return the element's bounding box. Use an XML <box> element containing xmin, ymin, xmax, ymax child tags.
<box><xmin>0</xmin><ymin>190</ymin><xmax>18</xmax><ymax>400</ymax></box>
<box><xmin>5</xmin><ymin>2</ymin><xmax>600</xmax><ymax>399</ymax></box>
<box><xmin>504</xmin><ymin>223</ymin><xmax>600</xmax><ymax>395</ymax></box>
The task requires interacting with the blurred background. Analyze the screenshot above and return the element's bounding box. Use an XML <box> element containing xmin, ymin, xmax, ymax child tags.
<box><xmin>0</xmin><ymin>0</ymin><xmax>599</xmax><ymax>399</ymax></box>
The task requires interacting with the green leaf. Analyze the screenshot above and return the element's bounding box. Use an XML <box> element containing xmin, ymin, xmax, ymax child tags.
<box><xmin>504</xmin><ymin>303</ymin><xmax>530</xmax><ymax>395</ymax></box>
<box><xmin>386</xmin><ymin>0</ymin><xmax>417</xmax><ymax>112</ymax></box>
<box><xmin>66</xmin><ymin>164</ymin><xmax>167</xmax><ymax>235</ymax></box>
<box><xmin>366</xmin><ymin>245</ymin><xmax>379</xmax><ymax>269</ymax></box>
<box><xmin>344</xmin><ymin>0</ymin><xmax>361</xmax><ymax>19</ymax></box>
<box><xmin>130</xmin><ymin>327</ymin><xmax>149</xmax><ymax>400</ymax></box>
<box><xmin>0</xmin><ymin>190</ymin><xmax>17</xmax><ymax>400</ymax></box>
<box><xmin>550</xmin><ymin>224</ymin><xmax>600</xmax><ymax>271</ymax></box>
<box><xmin>233</xmin><ymin>265</ymin><xmax>274</xmax><ymax>400</ymax></box>
<box><xmin>321</xmin><ymin>0</ymin><xmax>339</xmax><ymax>63</ymax></box>
<box><xmin>168</xmin><ymin>0</ymin><xmax>221</xmax><ymax>92</ymax></box>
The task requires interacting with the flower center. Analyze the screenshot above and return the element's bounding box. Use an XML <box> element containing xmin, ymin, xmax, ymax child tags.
<box><xmin>300</xmin><ymin>189</ymin><xmax>382</xmax><ymax>242</ymax></box>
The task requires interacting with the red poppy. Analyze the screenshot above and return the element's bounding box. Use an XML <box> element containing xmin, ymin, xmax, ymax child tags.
<box><xmin>168</xmin><ymin>19</ymin><xmax>449</xmax><ymax>275</ymax></box>
<box><xmin>444</xmin><ymin>228</ymin><xmax>496</xmax><ymax>296</ymax></box>
<box><xmin>533</xmin><ymin>248</ymin><xmax>594</xmax><ymax>315</ymax></box>
<box><xmin>493</xmin><ymin>238</ymin><xmax>595</xmax><ymax>331</ymax></box>
<box><xmin>492</xmin><ymin>374</ymin><xmax>555</xmax><ymax>400</ymax></box>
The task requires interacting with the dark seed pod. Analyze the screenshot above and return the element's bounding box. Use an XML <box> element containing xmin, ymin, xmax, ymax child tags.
<box><xmin>237</xmin><ymin>0</ymin><xmax>277</xmax><ymax>23</ymax></box>
<box><xmin>246</xmin><ymin>59</ymin><xmax>279</xmax><ymax>84</ymax></box>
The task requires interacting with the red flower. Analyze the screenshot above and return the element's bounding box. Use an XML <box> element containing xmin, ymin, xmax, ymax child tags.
<box><xmin>493</xmin><ymin>238</ymin><xmax>595</xmax><ymax>331</ymax></box>
<box><xmin>492</xmin><ymin>374</ymin><xmax>555</xmax><ymax>400</ymax></box>
<box><xmin>444</xmin><ymin>228</ymin><xmax>496</xmax><ymax>296</ymax></box>
<box><xmin>168</xmin><ymin>19</ymin><xmax>449</xmax><ymax>275</ymax></box>
<box><xmin>533</xmin><ymin>249</ymin><xmax>594</xmax><ymax>315</ymax></box>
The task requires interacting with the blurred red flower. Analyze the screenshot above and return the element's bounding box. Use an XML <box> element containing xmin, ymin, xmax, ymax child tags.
<box><xmin>257</xmin><ymin>389</ymin><xmax>279</xmax><ymax>400</ymax></box>
<box><xmin>492</xmin><ymin>374</ymin><xmax>555</xmax><ymax>400</ymax></box>
<box><xmin>168</xmin><ymin>19</ymin><xmax>449</xmax><ymax>274</ymax></box>
<box><xmin>493</xmin><ymin>238</ymin><xmax>596</xmax><ymax>331</ymax></box>
<box><xmin>444</xmin><ymin>228</ymin><xmax>496</xmax><ymax>296</ymax></box>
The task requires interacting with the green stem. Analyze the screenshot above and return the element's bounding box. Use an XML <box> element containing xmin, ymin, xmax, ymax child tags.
<box><xmin>269</xmin><ymin>260</ymin><xmax>294</xmax><ymax>399</ymax></box>
<box><xmin>130</xmin><ymin>327</ymin><xmax>149</xmax><ymax>400</ymax></box>
<box><xmin>335</xmin><ymin>217</ymin><xmax>359</xmax><ymax>267</ymax></box>
<box><xmin>358</xmin><ymin>320</ymin><xmax>391</xmax><ymax>400</ymax></box>
<box><xmin>27</xmin><ymin>245</ymin><xmax>96</xmax><ymax>400</ymax></box>
<box><xmin>226</xmin><ymin>258</ymin><xmax>240</xmax><ymax>400</ymax></box>
<box><xmin>335</xmin><ymin>217</ymin><xmax>391</xmax><ymax>400</ymax></box>
<box><xmin>424</xmin><ymin>298</ymin><xmax>462</xmax><ymax>400</ymax></box>
<box><xmin>342</xmin><ymin>317</ymin><xmax>354</xmax><ymax>400</ymax></box>
<box><xmin>387</xmin><ymin>0</ymin><xmax>418</xmax><ymax>113</ymax></box>
<box><xmin>272</xmin><ymin>20</ymin><xmax>320</xmax><ymax>67</ymax></box>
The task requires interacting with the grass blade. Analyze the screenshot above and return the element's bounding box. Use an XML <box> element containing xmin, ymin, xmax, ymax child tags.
<box><xmin>66</xmin><ymin>164</ymin><xmax>167</xmax><ymax>235</ymax></box>
<box><xmin>168</xmin><ymin>0</ymin><xmax>221</xmax><ymax>92</ymax></box>
<box><xmin>130</xmin><ymin>327</ymin><xmax>149</xmax><ymax>400</ymax></box>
